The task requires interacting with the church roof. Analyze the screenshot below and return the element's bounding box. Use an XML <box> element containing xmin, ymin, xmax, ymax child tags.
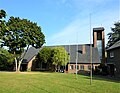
<box><xmin>22</xmin><ymin>44</ymin><xmax>101</xmax><ymax>64</ymax></box>
<box><xmin>107</xmin><ymin>40</ymin><xmax>120</xmax><ymax>50</ymax></box>
<box><xmin>49</xmin><ymin>44</ymin><xmax>101</xmax><ymax>64</ymax></box>
<box><xmin>22</xmin><ymin>47</ymin><xmax>41</xmax><ymax>63</ymax></box>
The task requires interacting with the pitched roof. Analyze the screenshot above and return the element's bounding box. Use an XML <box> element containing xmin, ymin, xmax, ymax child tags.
<box><xmin>22</xmin><ymin>47</ymin><xmax>41</xmax><ymax>63</ymax></box>
<box><xmin>48</xmin><ymin>44</ymin><xmax>100</xmax><ymax>64</ymax></box>
<box><xmin>107</xmin><ymin>40</ymin><xmax>120</xmax><ymax>50</ymax></box>
<box><xmin>22</xmin><ymin>44</ymin><xmax>100</xmax><ymax>64</ymax></box>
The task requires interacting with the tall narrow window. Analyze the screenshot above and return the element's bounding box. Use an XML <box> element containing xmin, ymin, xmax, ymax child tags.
<box><xmin>88</xmin><ymin>65</ymin><xmax>91</xmax><ymax>70</ymax></box>
<box><xmin>70</xmin><ymin>65</ymin><xmax>74</xmax><ymax>70</ymax></box>
<box><xmin>75</xmin><ymin>65</ymin><xmax>79</xmax><ymax>70</ymax></box>
<box><xmin>80</xmin><ymin>65</ymin><xmax>84</xmax><ymax>70</ymax></box>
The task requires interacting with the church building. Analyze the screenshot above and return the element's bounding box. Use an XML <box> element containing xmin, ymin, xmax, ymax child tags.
<box><xmin>21</xmin><ymin>27</ymin><xmax>105</xmax><ymax>74</ymax></box>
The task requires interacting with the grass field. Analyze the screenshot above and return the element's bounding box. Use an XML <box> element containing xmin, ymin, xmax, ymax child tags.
<box><xmin>0</xmin><ymin>72</ymin><xmax>119</xmax><ymax>93</ymax></box>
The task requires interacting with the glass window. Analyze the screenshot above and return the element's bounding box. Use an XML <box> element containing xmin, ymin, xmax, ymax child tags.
<box><xmin>88</xmin><ymin>65</ymin><xmax>91</xmax><ymax>70</ymax></box>
<box><xmin>70</xmin><ymin>65</ymin><xmax>74</xmax><ymax>70</ymax></box>
<box><xmin>75</xmin><ymin>65</ymin><xmax>79</xmax><ymax>70</ymax></box>
<box><xmin>110</xmin><ymin>52</ymin><xmax>114</xmax><ymax>58</ymax></box>
<box><xmin>80</xmin><ymin>65</ymin><xmax>84</xmax><ymax>70</ymax></box>
<box><xmin>97</xmin><ymin>40</ymin><xmax>102</xmax><ymax>60</ymax></box>
<box><xmin>97</xmin><ymin>31</ymin><xmax>102</xmax><ymax>40</ymax></box>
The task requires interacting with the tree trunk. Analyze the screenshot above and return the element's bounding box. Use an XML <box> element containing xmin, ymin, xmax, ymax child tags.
<box><xmin>14</xmin><ymin>52</ymin><xmax>18</xmax><ymax>72</ymax></box>
<box><xmin>55</xmin><ymin>65</ymin><xmax>57</xmax><ymax>72</ymax></box>
<box><xmin>17</xmin><ymin>45</ymin><xmax>30</xmax><ymax>72</ymax></box>
<box><xmin>17</xmin><ymin>60</ymin><xmax>22</xmax><ymax>72</ymax></box>
<box><xmin>15</xmin><ymin>57</ymin><xmax>18</xmax><ymax>72</ymax></box>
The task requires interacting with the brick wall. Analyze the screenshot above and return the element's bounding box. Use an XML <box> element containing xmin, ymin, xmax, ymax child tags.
<box><xmin>27</xmin><ymin>56</ymin><xmax>36</xmax><ymax>71</ymax></box>
<box><xmin>68</xmin><ymin>63</ymin><xmax>99</xmax><ymax>74</ymax></box>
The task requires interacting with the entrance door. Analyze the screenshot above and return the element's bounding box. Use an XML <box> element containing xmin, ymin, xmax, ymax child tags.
<box><xmin>21</xmin><ymin>64</ymin><xmax>27</xmax><ymax>71</ymax></box>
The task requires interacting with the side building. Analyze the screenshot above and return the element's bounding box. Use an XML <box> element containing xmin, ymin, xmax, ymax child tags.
<box><xmin>106</xmin><ymin>40</ymin><xmax>120</xmax><ymax>78</ymax></box>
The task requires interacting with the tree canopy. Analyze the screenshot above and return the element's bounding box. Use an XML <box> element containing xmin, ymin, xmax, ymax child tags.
<box><xmin>0</xmin><ymin>9</ymin><xmax>7</xmax><ymax>41</ymax></box>
<box><xmin>51</xmin><ymin>47</ymin><xmax>69</xmax><ymax>67</ymax></box>
<box><xmin>0</xmin><ymin>48</ymin><xmax>14</xmax><ymax>71</ymax></box>
<box><xmin>1</xmin><ymin>16</ymin><xmax>45</xmax><ymax>54</ymax></box>
<box><xmin>107</xmin><ymin>22</ymin><xmax>120</xmax><ymax>47</ymax></box>
<box><xmin>34</xmin><ymin>46</ymin><xmax>69</xmax><ymax>71</ymax></box>
<box><xmin>0</xmin><ymin>10</ymin><xmax>45</xmax><ymax>71</ymax></box>
<box><xmin>36</xmin><ymin>47</ymin><xmax>52</xmax><ymax>64</ymax></box>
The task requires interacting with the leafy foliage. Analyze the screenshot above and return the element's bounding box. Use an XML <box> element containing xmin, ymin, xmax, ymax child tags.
<box><xmin>0</xmin><ymin>10</ymin><xmax>13</xmax><ymax>70</ymax></box>
<box><xmin>34</xmin><ymin>46</ymin><xmax>69</xmax><ymax>71</ymax></box>
<box><xmin>51</xmin><ymin>47</ymin><xmax>69</xmax><ymax>66</ymax></box>
<box><xmin>33</xmin><ymin>47</ymin><xmax>52</xmax><ymax>70</ymax></box>
<box><xmin>0</xmin><ymin>48</ymin><xmax>14</xmax><ymax>70</ymax></box>
<box><xmin>36</xmin><ymin>47</ymin><xmax>52</xmax><ymax>63</ymax></box>
<box><xmin>0</xmin><ymin>9</ymin><xmax>6</xmax><ymax>18</ymax></box>
<box><xmin>107</xmin><ymin>22</ymin><xmax>120</xmax><ymax>47</ymax></box>
<box><xmin>0</xmin><ymin>11</ymin><xmax>45</xmax><ymax>71</ymax></box>
<box><xmin>1</xmin><ymin>16</ymin><xmax>45</xmax><ymax>54</ymax></box>
<box><xmin>0</xmin><ymin>9</ymin><xmax>7</xmax><ymax>43</ymax></box>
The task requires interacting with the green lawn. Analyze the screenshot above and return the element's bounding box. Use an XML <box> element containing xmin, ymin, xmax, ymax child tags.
<box><xmin>0</xmin><ymin>72</ymin><xmax>119</xmax><ymax>93</ymax></box>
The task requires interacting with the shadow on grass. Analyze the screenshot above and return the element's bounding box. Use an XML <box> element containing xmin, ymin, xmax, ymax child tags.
<box><xmin>79</xmin><ymin>74</ymin><xmax>120</xmax><ymax>83</ymax></box>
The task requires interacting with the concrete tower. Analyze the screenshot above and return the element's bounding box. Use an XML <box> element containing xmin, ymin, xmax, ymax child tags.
<box><xmin>93</xmin><ymin>27</ymin><xmax>105</xmax><ymax>63</ymax></box>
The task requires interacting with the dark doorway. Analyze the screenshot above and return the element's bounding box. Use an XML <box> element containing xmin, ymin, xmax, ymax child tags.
<box><xmin>21</xmin><ymin>64</ymin><xmax>27</xmax><ymax>71</ymax></box>
<box><xmin>108</xmin><ymin>64</ymin><xmax>115</xmax><ymax>76</ymax></box>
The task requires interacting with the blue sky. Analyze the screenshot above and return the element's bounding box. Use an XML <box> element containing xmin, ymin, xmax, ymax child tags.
<box><xmin>0</xmin><ymin>0</ymin><xmax>119</xmax><ymax>46</ymax></box>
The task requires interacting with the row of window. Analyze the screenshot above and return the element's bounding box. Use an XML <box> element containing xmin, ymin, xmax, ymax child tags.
<box><xmin>70</xmin><ymin>65</ymin><xmax>91</xmax><ymax>70</ymax></box>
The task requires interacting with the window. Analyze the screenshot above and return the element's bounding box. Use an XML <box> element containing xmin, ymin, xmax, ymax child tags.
<box><xmin>75</xmin><ymin>65</ymin><xmax>79</xmax><ymax>70</ymax></box>
<box><xmin>97</xmin><ymin>31</ymin><xmax>102</xmax><ymax>40</ymax></box>
<box><xmin>77</xmin><ymin>65</ymin><xmax>79</xmax><ymax>70</ymax></box>
<box><xmin>88</xmin><ymin>65</ymin><xmax>91</xmax><ymax>70</ymax></box>
<box><xmin>97</xmin><ymin>40</ymin><xmax>102</xmax><ymax>59</ymax></box>
<box><xmin>110</xmin><ymin>52</ymin><xmax>114</xmax><ymax>58</ymax></box>
<box><xmin>70</xmin><ymin>65</ymin><xmax>74</xmax><ymax>70</ymax></box>
<box><xmin>80</xmin><ymin>65</ymin><xmax>84</xmax><ymax>70</ymax></box>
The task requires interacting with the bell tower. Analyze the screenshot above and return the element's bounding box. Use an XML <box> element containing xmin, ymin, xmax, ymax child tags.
<box><xmin>93</xmin><ymin>27</ymin><xmax>105</xmax><ymax>63</ymax></box>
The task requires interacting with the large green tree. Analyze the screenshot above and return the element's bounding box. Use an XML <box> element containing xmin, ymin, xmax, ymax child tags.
<box><xmin>0</xmin><ymin>16</ymin><xmax>45</xmax><ymax>72</ymax></box>
<box><xmin>107</xmin><ymin>22</ymin><xmax>120</xmax><ymax>47</ymax></box>
<box><xmin>34</xmin><ymin>46</ymin><xmax>69</xmax><ymax>72</ymax></box>
<box><xmin>34</xmin><ymin>47</ymin><xmax>52</xmax><ymax>70</ymax></box>
<box><xmin>51</xmin><ymin>47</ymin><xmax>69</xmax><ymax>72</ymax></box>
<box><xmin>37</xmin><ymin>47</ymin><xmax>52</xmax><ymax>63</ymax></box>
